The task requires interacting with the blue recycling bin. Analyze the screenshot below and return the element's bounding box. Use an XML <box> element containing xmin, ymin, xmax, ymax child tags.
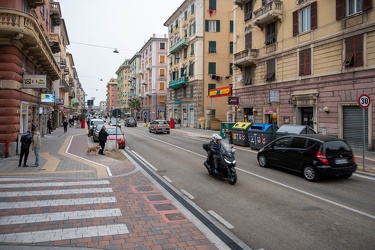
<box><xmin>248</xmin><ymin>123</ymin><xmax>279</xmax><ymax>150</ymax></box>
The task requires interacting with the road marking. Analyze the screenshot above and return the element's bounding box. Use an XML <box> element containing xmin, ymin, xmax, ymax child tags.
<box><xmin>163</xmin><ymin>175</ymin><xmax>173</xmax><ymax>182</ymax></box>
<box><xmin>208</xmin><ymin>210</ymin><xmax>234</xmax><ymax>229</ymax></box>
<box><xmin>0</xmin><ymin>197</ymin><xmax>117</xmax><ymax>210</ymax></box>
<box><xmin>0</xmin><ymin>208</ymin><xmax>122</xmax><ymax>225</ymax></box>
<box><xmin>238</xmin><ymin>167</ymin><xmax>375</xmax><ymax>220</ymax></box>
<box><xmin>132</xmin><ymin>150</ymin><xmax>158</xmax><ymax>171</ymax></box>
<box><xmin>0</xmin><ymin>188</ymin><xmax>113</xmax><ymax>197</ymax></box>
<box><xmin>181</xmin><ymin>189</ymin><xmax>195</xmax><ymax>199</ymax></box>
<box><xmin>0</xmin><ymin>224</ymin><xmax>129</xmax><ymax>243</ymax></box>
<box><xmin>0</xmin><ymin>180</ymin><xmax>110</xmax><ymax>188</ymax></box>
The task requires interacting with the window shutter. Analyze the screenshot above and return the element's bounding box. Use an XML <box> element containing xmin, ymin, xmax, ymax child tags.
<box><xmin>354</xmin><ymin>35</ymin><xmax>363</xmax><ymax>67</ymax></box>
<box><xmin>306</xmin><ymin>49</ymin><xmax>311</xmax><ymax>75</ymax></box>
<box><xmin>363</xmin><ymin>0</ymin><xmax>372</xmax><ymax>11</ymax></box>
<box><xmin>216</xmin><ymin>21</ymin><xmax>220</xmax><ymax>32</ymax></box>
<box><xmin>336</xmin><ymin>0</ymin><xmax>345</xmax><ymax>21</ymax></box>
<box><xmin>299</xmin><ymin>50</ymin><xmax>305</xmax><ymax>75</ymax></box>
<box><xmin>311</xmin><ymin>1</ymin><xmax>317</xmax><ymax>30</ymax></box>
<box><xmin>209</xmin><ymin>0</ymin><xmax>216</xmax><ymax>10</ymax></box>
<box><xmin>205</xmin><ymin>20</ymin><xmax>209</xmax><ymax>31</ymax></box>
<box><xmin>245</xmin><ymin>32</ymin><xmax>252</xmax><ymax>50</ymax></box>
<box><xmin>230</xmin><ymin>42</ymin><xmax>233</xmax><ymax>54</ymax></box>
<box><xmin>293</xmin><ymin>10</ymin><xmax>299</xmax><ymax>36</ymax></box>
<box><xmin>230</xmin><ymin>20</ymin><xmax>234</xmax><ymax>33</ymax></box>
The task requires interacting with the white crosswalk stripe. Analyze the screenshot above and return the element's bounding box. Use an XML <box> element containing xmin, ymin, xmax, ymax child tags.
<box><xmin>0</xmin><ymin>179</ymin><xmax>128</xmax><ymax>244</ymax></box>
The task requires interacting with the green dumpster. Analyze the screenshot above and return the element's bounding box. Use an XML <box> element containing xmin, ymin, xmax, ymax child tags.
<box><xmin>231</xmin><ymin>122</ymin><xmax>252</xmax><ymax>146</ymax></box>
<box><xmin>220</xmin><ymin>122</ymin><xmax>235</xmax><ymax>139</ymax></box>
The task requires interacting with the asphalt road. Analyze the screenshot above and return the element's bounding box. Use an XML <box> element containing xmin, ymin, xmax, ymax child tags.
<box><xmin>123</xmin><ymin>126</ymin><xmax>375</xmax><ymax>250</ymax></box>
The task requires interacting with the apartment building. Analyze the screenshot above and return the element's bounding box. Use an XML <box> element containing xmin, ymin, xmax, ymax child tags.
<box><xmin>233</xmin><ymin>0</ymin><xmax>375</xmax><ymax>149</ymax></box>
<box><xmin>115</xmin><ymin>59</ymin><xmax>131</xmax><ymax>115</ymax></box>
<box><xmin>129</xmin><ymin>53</ymin><xmax>142</xmax><ymax>118</ymax></box>
<box><xmin>138</xmin><ymin>34</ymin><xmax>169</xmax><ymax>122</ymax></box>
<box><xmin>164</xmin><ymin>0</ymin><xmax>234</xmax><ymax>129</ymax></box>
<box><xmin>106</xmin><ymin>78</ymin><xmax>118</xmax><ymax>113</ymax></box>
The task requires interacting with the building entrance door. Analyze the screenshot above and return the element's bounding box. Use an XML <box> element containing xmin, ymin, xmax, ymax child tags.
<box><xmin>301</xmin><ymin>107</ymin><xmax>313</xmax><ymax>127</ymax></box>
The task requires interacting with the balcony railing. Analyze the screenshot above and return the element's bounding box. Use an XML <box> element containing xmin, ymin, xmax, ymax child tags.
<box><xmin>50</xmin><ymin>2</ymin><xmax>61</xmax><ymax>26</ymax></box>
<box><xmin>234</xmin><ymin>49</ymin><xmax>258</xmax><ymax>67</ymax></box>
<box><xmin>169</xmin><ymin>37</ymin><xmax>189</xmax><ymax>54</ymax></box>
<box><xmin>254</xmin><ymin>0</ymin><xmax>283</xmax><ymax>27</ymax></box>
<box><xmin>168</xmin><ymin>76</ymin><xmax>188</xmax><ymax>90</ymax></box>
<box><xmin>59</xmin><ymin>81</ymin><xmax>70</xmax><ymax>92</ymax></box>
<box><xmin>28</xmin><ymin>0</ymin><xmax>45</xmax><ymax>8</ymax></box>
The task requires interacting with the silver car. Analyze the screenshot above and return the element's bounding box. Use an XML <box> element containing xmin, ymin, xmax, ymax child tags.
<box><xmin>149</xmin><ymin>120</ymin><xmax>170</xmax><ymax>134</ymax></box>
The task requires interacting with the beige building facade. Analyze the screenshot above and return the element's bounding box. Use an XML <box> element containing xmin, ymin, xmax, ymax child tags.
<box><xmin>233</xmin><ymin>0</ymin><xmax>375</xmax><ymax>149</ymax></box>
<box><xmin>116</xmin><ymin>59</ymin><xmax>131</xmax><ymax>116</ymax></box>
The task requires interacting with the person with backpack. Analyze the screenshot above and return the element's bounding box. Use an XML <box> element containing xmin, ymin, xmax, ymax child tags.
<box><xmin>18</xmin><ymin>131</ymin><xmax>32</xmax><ymax>167</ymax></box>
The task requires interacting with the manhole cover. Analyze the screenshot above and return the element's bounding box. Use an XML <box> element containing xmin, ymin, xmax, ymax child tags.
<box><xmin>165</xmin><ymin>213</ymin><xmax>185</xmax><ymax>221</ymax></box>
<box><xmin>153</xmin><ymin>203</ymin><xmax>176</xmax><ymax>211</ymax></box>
<box><xmin>135</xmin><ymin>186</ymin><xmax>154</xmax><ymax>192</ymax></box>
<box><xmin>146</xmin><ymin>195</ymin><xmax>167</xmax><ymax>201</ymax></box>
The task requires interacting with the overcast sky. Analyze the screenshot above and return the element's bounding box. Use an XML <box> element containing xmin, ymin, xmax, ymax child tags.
<box><xmin>59</xmin><ymin>0</ymin><xmax>184</xmax><ymax>105</ymax></box>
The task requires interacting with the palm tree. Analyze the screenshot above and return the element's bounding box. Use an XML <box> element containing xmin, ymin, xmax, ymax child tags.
<box><xmin>128</xmin><ymin>98</ymin><xmax>141</xmax><ymax>119</ymax></box>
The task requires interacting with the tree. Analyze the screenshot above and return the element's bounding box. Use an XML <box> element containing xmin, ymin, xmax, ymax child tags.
<box><xmin>128</xmin><ymin>98</ymin><xmax>141</xmax><ymax>118</ymax></box>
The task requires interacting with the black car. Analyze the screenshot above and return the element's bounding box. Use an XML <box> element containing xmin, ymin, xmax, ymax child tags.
<box><xmin>124</xmin><ymin>117</ymin><xmax>137</xmax><ymax>127</ymax></box>
<box><xmin>257</xmin><ymin>134</ymin><xmax>357</xmax><ymax>181</ymax></box>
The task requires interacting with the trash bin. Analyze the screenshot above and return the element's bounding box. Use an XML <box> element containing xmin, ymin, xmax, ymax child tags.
<box><xmin>225</xmin><ymin>131</ymin><xmax>233</xmax><ymax>144</ymax></box>
<box><xmin>275</xmin><ymin>124</ymin><xmax>316</xmax><ymax>138</ymax></box>
<box><xmin>220</xmin><ymin>122</ymin><xmax>235</xmax><ymax>139</ymax></box>
<box><xmin>231</xmin><ymin>122</ymin><xmax>252</xmax><ymax>146</ymax></box>
<box><xmin>248</xmin><ymin>123</ymin><xmax>279</xmax><ymax>150</ymax></box>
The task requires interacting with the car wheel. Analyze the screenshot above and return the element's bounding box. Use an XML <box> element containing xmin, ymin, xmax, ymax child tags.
<box><xmin>303</xmin><ymin>165</ymin><xmax>319</xmax><ymax>182</ymax></box>
<box><xmin>258</xmin><ymin>154</ymin><xmax>269</xmax><ymax>168</ymax></box>
<box><xmin>149</xmin><ymin>129</ymin><xmax>151</xmax><ymax>133</ymax></box>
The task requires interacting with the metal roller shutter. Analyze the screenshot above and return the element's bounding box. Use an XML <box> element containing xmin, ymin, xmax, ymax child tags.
<box><xmin>343</xmin><ymin>106</ymin><xmax>368</xmax><ymax>148</ymax></box>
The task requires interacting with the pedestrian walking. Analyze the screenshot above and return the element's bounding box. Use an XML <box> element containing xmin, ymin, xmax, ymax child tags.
<box><xmin>47</xmin><ymin>118</ymin><xmax>53</xmax><ymax>134</ymax></box>
<box><xmin>98</xmin><ymin>126</ymin><xmax>108</xmax><ymax>155</ymax></box>
<box><xmin>18</xmin><ymin>131</ymin><xmax>32</xmax><ymax>167</ymax></box>
<box><xmin>63</xmin><ymin>119</ymin><xmax>68</xmax><ymax>133</ymax></box>
<box><xmin>31</xmin><ymin>127</ymin><xmax>41</xmax><ymax>167</ymax></box>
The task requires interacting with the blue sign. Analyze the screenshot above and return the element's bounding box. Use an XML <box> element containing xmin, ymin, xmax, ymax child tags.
<box><xmin>144</xmin><ymin>111</ymin><xmax>148</xmax><ymax>116</ymax></box>
<box><xmin>158</xmin><ymin>109</ymin><xmax>162</xmax><ymax>113</ymax></box>
<box><xmin>41</xmin><ymin>94</ymin><xmax>55</xmax><ymax>103</ymax></box>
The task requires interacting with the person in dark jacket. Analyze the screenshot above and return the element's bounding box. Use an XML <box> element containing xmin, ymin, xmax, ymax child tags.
<box><xmin>47</xmin><ymin>118</ymin><xmax>52</xmax><ymax>134</ymax></box>
<box><xmin>18</xmin><ymin>131</ymin><xmax>32</xmax><ymax>167</ymax></box>
<box><xmin>63</xmin><ymin>119</ymin><xmax>68</xmax><ymax>133</ymax></box>
<box><xmin>209</xmin><ymin>133</ymin><xmax>222</xmax><ymax>173</ymax></box>
<box><xmin>98</xmin><ymin>126</ymin><xmax>109</xmax><ymax>155</ymax></box>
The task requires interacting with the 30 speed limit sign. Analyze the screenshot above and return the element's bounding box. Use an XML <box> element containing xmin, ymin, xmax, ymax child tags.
<box><xmin>358</xmin><ymin>94</ymin><xmax>371</xmax><ymax>108</ymax></box>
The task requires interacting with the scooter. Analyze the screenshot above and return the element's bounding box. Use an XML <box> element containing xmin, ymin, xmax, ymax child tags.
<box><xmin>202</xmin><ymin>142</ymin><xmax>237</xmax><ymax>185</ymax></box>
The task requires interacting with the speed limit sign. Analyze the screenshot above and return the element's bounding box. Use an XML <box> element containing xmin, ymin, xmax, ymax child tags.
<box><xmin>358</xmin><ymin>94</ymin><xmax>371</xmax><ymax>108</ymax></box>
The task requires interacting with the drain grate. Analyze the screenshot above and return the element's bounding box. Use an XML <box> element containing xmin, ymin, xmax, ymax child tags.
<box><xmin>165</xmin><ymin>213</ymin><xmax>186</xmax><ymax>221</ymax></box>
<box><xmin>135</xmin><ymin>185</ymin><xmax>154</xmax><ymax>192</ymax></box>
<box><xmin>145</xmin><ymin>194</ymin><xmax>167</xmax><ymax>202</ymax></box>
<box><xmin>153</xmin><ymin>203</ymin><xmax>176</xmax><ymax>211</ymax></box>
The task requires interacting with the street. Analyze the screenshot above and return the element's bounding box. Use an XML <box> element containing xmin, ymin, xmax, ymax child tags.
<box><xmin>125</xmin><ymin>126</ymin><xmax>375</xmax><ymax>250</ymax></box>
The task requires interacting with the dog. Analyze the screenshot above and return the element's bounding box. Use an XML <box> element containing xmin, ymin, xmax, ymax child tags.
<box><xmin>86</xmin><ymin>145</ymin><xmax>101</xmax><ymax>155</ymax></box>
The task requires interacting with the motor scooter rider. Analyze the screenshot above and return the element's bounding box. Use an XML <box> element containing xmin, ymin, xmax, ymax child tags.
<box><xmin>210</xmin><ymin>133</ymin><xmax>222</xmax><ymax>173</ymax></box>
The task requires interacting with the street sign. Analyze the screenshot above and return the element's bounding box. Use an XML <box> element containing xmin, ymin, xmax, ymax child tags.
<box><xmin>112</xmin><ymin>109</ymin><xmax>122</xmax><ymax>117</ymax></box>
<box><xmin>144</xmin><ymin>111</ymin><xmax>147</xmax><ymax>116</ymax></box>
<box><xmin>358</xmin><ymin>94</ymin><xmax>371</xmax><ymax>108</ymax></box>
<box><xmin>158</xmin><ymin>109</ymin><xmax>162</xmax><ymax>113</ymax></box>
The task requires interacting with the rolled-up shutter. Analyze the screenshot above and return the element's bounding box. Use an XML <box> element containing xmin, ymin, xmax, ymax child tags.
<box><xmin>343</xmin><ymin>106</ymin><xmax>368</xmax><ymax>148</ymax></box>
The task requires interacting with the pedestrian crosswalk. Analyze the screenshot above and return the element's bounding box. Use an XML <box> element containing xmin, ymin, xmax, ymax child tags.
<box><xmin>0</xmin><ymin>178</ymin><xmax>129</xmax><ymax>245</ymax></box>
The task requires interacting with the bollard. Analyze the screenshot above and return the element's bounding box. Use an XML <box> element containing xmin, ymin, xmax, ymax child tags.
<box><xmin>5</xmin><ymin>138</ymin><xmax>9</xmax><ymax>158</ymax></box>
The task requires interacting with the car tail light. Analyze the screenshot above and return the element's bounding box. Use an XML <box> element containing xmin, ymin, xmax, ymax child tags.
<box><xmin>316</xmin><ymin>151</ymin><xmax>329</xmax><ymax>165</ymax></box>
<box><xmin>351</xmin><ymin>156</ymin><xmax>356</xmax><ymax>163</ymax></box>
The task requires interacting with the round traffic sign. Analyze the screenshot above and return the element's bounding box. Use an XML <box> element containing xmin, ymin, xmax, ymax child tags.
<box><xmin>358</xmin><ymin>94</ymin><xmax>371</xmax><ymax>108</ymax></box>
<box><xmin>144</xmin><ymin>111</ymin><xmax>148</xmax><ymax>116</ymax></box>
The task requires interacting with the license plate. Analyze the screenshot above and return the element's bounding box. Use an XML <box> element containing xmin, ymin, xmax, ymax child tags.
<box><xmin>335</xmin><ymin>158</ymin><xmax>348</xmax><ymax>164</ymax></box>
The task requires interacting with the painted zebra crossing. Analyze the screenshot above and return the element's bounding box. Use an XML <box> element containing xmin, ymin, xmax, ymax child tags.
<box><xmin>0</xmin><ymin>178</ymin><xmax>129</xmax><ymax>244</ymax></box>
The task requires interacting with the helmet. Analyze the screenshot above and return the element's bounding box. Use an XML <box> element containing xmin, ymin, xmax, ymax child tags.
<box><xmin>212</xmin><ymin>133</ymin><xmax>222</xmax><ymax>143</ymax></box>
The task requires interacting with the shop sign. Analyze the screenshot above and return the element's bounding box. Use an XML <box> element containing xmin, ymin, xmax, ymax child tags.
<box><xmin>265</xmin><ymin>108</ymin><xmax>277</xmax><ymax>114</ymax></box>
<box><xmin>21</xmin><ymin>102</ymin><xmax>28</xmax><ymax>115</ymax></box>
<box><xmin>210</xmin><ymin>86</ymin><xmax>232</xmax><ymax>98</ymax></box>
<box><xmin>56</xmin><ymin>99</ymin><xmax>64</xmax><ymax>105</ymax></box>
<box><xmin>23</xmin><ymin>75</ymin><xmax>46</xmax><ymax>89</ymax></box>
<box><xmin>41</xmin><ymin>94</ymin><xmax>55</xmax><ymax>103</ymax></box>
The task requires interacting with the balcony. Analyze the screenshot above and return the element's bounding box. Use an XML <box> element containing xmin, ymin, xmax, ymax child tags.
<box><xmin>234</xmin><ymin>0</ymin><xmax>249</xmax><ymax>8</ymax></box>
<box><xmin>253</xmin><ymin>0</ymin><xmax>283</xmax><ymax>28</ymax></box>
<box><xmin>145</xmin><ymin>91</ymin><xmax>152</xmax><ymax>96</ymax></box>
<box><xmin>69</xmin><ymin>89</ymin><xmax>75</xmax><ymax>98</ymax></box>
<box><xmin>146</xmin><ymin>64</ymin><xmax>151</xmax><ymax>70</ymax></box>
<box><xmin>50</xmin><ymin>2</ymin><xmax>61</xmax><ymax>26</ymax></box>
<box><xmin>59</xmin><ymin>81</ymin><xmax>70</xmax><ymax>92</ymax></box>
<box><xmin>142</xmin><ymin>79</ymin><xmax>147</xmax><ymax>85</ymax></box>
<box><xmin>28</xmin><ymin>0</ymin><xmax>45</xmax><ymax>8</ymax></box>
<box><xmin>168</xmin><ymin>76</ymin><xmax>188</xmax><ymax>90</ymax></box>
<box><xmin>234</xmin><ymin>49</ymin><xmax>258</xmax><ymax>67</ymax></box>
<box><xmin>169</xmin><ymin>37</ymin><xmax>189</xmax><ymax>54</ymax></box>
<box><xmin>48</xmin><ymin>32</ymin><xmax>61</xmax><ymax>53</ymax></box>
<box><xmin>0</xmin><ymin>9</ymin><xmax>60</xmax><ymax>80</ymax></box>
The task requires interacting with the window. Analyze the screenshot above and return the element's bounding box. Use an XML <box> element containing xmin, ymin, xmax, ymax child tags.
<box><xmin>245</xmin><ymin>32</ymin><xmax>252</xmax><ymax>50</ymax></box>
<box><xmin>336</xmin><ymin>0</ymin><xmax>372</xmax><ymax>20</ymax></box>
<box><xmin>160</xmin><ymin>55</ymin><xmax>165</xmax><ymax>63</ymax></box>
<box><xmin>209</xmin><ymin>41</ymin><xmax>216</xmax><ymax>53</ymax></box>
<box><xmin>190</xmin><ymin>85</ymin><xmax>194</xmax><ymax>97</ymax></box>
<box><xmin>274</xmin><ymin>137</ymin><xmax>291</xmax><ymax>149</ymax></box>
<box><xmin>170</xmin><ymin>90</ymin><xmax>173</xmax><ymax>99</ymax></box>
<box><xmin>209</xmin><ymin>0</ymin><xmax>216</xmax><ymax>10</ymax></box>
<box><xmin>205</xmin><ymin>20</ymin><xmax>220</xmax><ymax>32</ymax></box>
<box><xmin>230</xmin><ymin>42</ymin><xmax>233</xmax><ymax>54</ymax></box>
<box><xmin>183</xmin><ymin>87</ymin><xmax>187</xmax><ymax>98</ymax></box>
<box><xmin>290</xmin><ymin>137</ymin><xmax>307</xmax><ymax>149</ymax></box>
<box><xmin>189</xmin><ymin>62</ymin><xmax>194</xmax><ymax>76</ymax></box>
<box><xmin>159</xmin><ymin>96</ymin><xmax>165</xmax><ymax>103</ymax></box>
<box><xmin>160</xmin><ymin>82</ymin><xmax>165</xmax><ymax>90</ymax></box>
<box><xmin>299</xmin><ymin>48</ymin><xmax>311</xmax><ymax>76</ymax></box>
<box><xmin>190</xmin><ymin>43</ymin><xmax>195</xmax><ymax>55</ymax></box>
<box><xmin>244</xmin><ymin>66</ymin><xmax>254</xmax><ymax>85</ymax></box>
<box><xmin>208</xmin><ymin>83</ymin><xmax>216</xmax><ymax>96</ymax></box>
<box><xmin>175</xmin><ymin>19</ymin><xmax>178</xmax><ymax>28</ymax></box>
<box><xmin>244</xmin><ymin>1</ymin><xmax>252</xmax><ymax>21</ymax></box>
<box><xmin>184</xmin><ymin>11</ymin><xmax>187</xmax><ymax>21</ymax></box>
<box><xmin>230</xmin><ymin>20</ymin><xmax>234</xmax><ymax>33</ymax></box>
<box><xmin>293</xmin><ymin>2</ymin><xmax>317</xmax><ymax>36</ymax></box>
<box><xmin>265</xmin><ymin>22</ymin><xmax>276</xmax><ymax>45</ymax></box>
<box><xmin>184</xmin><ymin>48</ymin><xmax>188</xmax><ymax>58</ymax></box>
<box><xmin>181</xmin><ymin>67</ymin><xmax>187</xmax><ymax>77</ymax></box>
<box><xmin>160</xmin><ymin>69</ymin><xmax>165</xmax><ymax>77</ymax></box>
<box><xmin>208</xmin><ymin>62</ymin><xmax>216</xmax><ymax>74</ymax></box>
<box><xmin>191</xmin><ymin>4</ymin><xmax>195</xmax><ymax>14</ymax></box>
<box><xmin>344</xmin><ymin>34</ymin><xmax>363</xmax><ymax>67</ymax></box>
<box><xmin>229</xmin><ymin>63</ymin><xmax>233</xmax><ymax>75</ymax></box>
<box><xmin>160</xmin><ymin>43</ymin><xmax>165</xmax><ymax>49</ymax></box>
<box><xmin>265</xmin><ymin>59</ymin><xmax>275</xmax><ymax>81</ymax></box>
<box><xmin>190</xmin><ymin>22</ymin><xmax>196</xmax><ymax>36</ymax></box>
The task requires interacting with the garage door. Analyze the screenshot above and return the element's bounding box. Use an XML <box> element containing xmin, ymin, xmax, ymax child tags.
<box><xmin>343</xmin><ymin>106</ymin><xmax>368</xmax><ymax>148</ymax></box>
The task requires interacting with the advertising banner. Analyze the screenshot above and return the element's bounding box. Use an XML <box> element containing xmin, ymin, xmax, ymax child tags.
<box><xmin>209</xmin><ymin>86</ymin><xmax>231</xmax><ymax>98</ymax></box>
<box><xmin>23</xmin><ymin>75</ymin><xmax>47</xmax><ymax>89</ymax></box>
<box><xmin>41</xmin><ymin>94</ymin><xmax>55</xmax><ymax>103</ymax></box>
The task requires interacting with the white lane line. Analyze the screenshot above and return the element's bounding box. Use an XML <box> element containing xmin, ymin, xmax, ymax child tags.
<box><xmin>132</xmin><ymin>151</ymin><xmax>158</xmax><ymax>171</ymax></box>
<box><xmin>180</xmin><ymin>189</ymin><xmax>195</xmax><ymax>199</ymax></box>
<box><xmin>208</xmin><ymin>210</ymin><xmax>234</xmax><ymax>229</ymax></box>
<box><xmin>0</xmin><ymin>180</ymin><xmax>110</xmax><ymax>188</ymax></box>
<box><xmin>163</xmin><ymin>176</ymin><xmax>173</xmax><ymax>183</ymax></box>
<box><xmin>0</xmin><ymin>197</ymin><xmax>117</xmax><ymax>210</ymax></box>
<box><xmin>237</xmin><ymin>167</ymin><xmax>375</xmax><ymax>220</ymax></box>
<box><xmin>0</xmin><ymin>224</ymin><xmax>129</xmax><ymax>243</ymax></box>
<box><xmin>0</xmin><ymin>188</ymin><xmax>113</xmax><ymax>197</ymax></box>
<box><xmin>0</xmin><ymin>208</ymin><xmax>122</xmax><ymax>225</ymax></box>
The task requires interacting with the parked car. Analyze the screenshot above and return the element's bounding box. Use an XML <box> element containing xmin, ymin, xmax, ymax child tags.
<box><xmin>92</xmin><ymin>124</ymin><xmax>104</xmax><ymax>142</ymax></box>
<box><xmin>109</xmin><ymin>119</ymin><xmax>121</xmax><ymax>128</ymax></box>
<box><xmin>88</xmin><ymin>118</ymin><xmax>104</xmax><ymax>137</ymax></box>
<box><xmin>257</xmin><ymin>134</ymin><xmax>357</xmax><ymax>182</ymax></box>
<box><xmin>105</xmin><ymin>125</ymin><xmax>126</xmax><ymax>149</ymax></box>
<box><xmin>149</xmin><ymin>120</ymin><xmax>170</xmax><ymax>134</ymax></box>
<box><xmin>124</xmin><ymin>117</ymin><xmax>137</xmax><ymax>127</ymax></box>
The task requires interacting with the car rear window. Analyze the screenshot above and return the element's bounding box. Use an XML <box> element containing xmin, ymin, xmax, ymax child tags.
<box><xmin>158</xmin><ymin>121</ymin><xmax>168</xmax><ymax>125</ymax></box>
<box><xmin>323</xmin><ymin>141</ymin><xmax>352</xmax><ymax>156</ymax></box>
<box><xmin>290</xmin><ymin>137</ymin><xmax>307</xmax><ymax>148</ymax></box>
